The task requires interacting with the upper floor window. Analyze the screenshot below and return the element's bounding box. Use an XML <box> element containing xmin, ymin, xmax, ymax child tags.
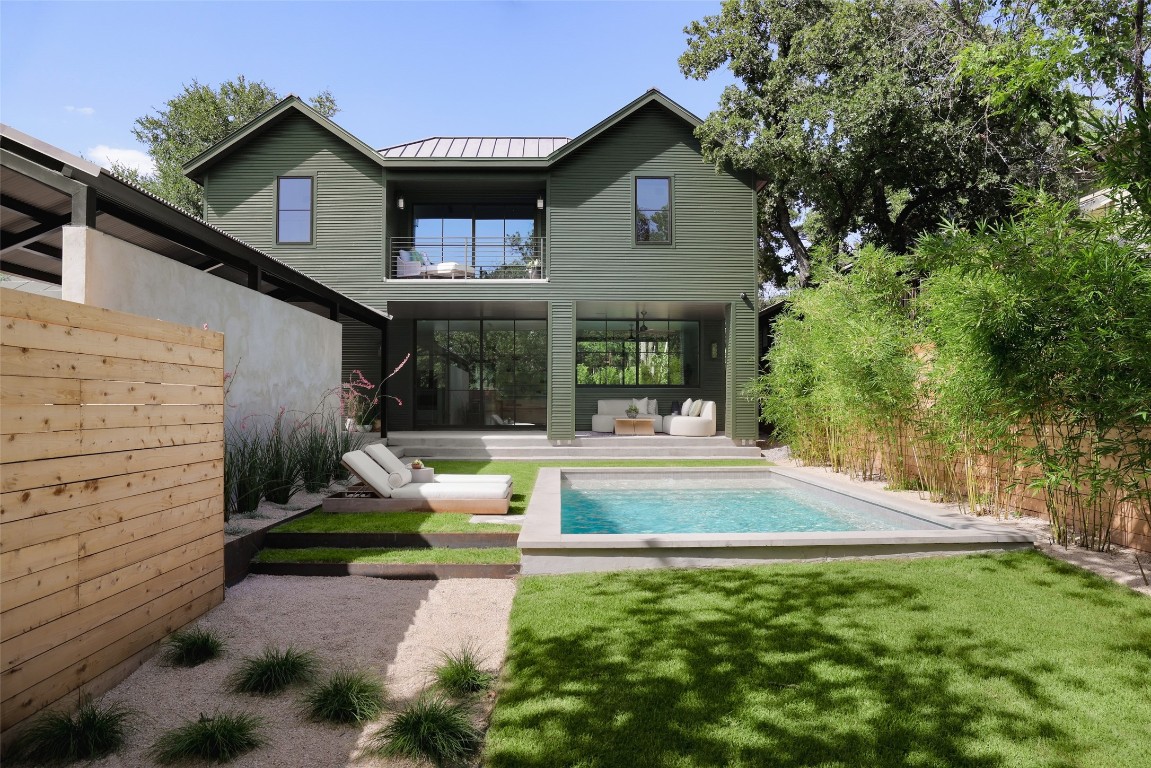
<box><xmin>277</xmin><ymin>177</ymin><xmax>313</xmax><ymax>244</ymax></box>
<box><xmin>635</xmin><ymin>177</ymin><xmax>671</xmax><ymax>243</ymax></box>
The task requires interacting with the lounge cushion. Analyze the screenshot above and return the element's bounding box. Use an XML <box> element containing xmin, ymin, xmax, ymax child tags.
<box><xmin>648</xmin><ymin>398</ymin><xmax>659</xmax><ymax>415</ymax></box>
<box><xmin>363</xmin><ymin>445</ymin><xmax>512</xmax><ymax>487</ymax></box>
<box><xmin>690</xmin><ymin>399</ymin><xmax>704</xmax><ymax>417</ymax></box>
<box><xmin>390</xmin><ymin>482</ymin><xmax>511</xmax><ymax>500</ymax></box>
<box><xmin>630</xmin><ymin>397</ymin><xmax>648</xmax><ymax>415</ymax></box>
<box><xmin>681</xmin><ymin>398</ymin><xmax>694</xmax><ymax>416</ymax></box>
<box><xmin>363</xmin><ymin>443</ymin><xmax>411</xmax><ymax>487</ymax></box>
<box><xmin>341</xmin><ymin>451</ymin><xmax>392</xmax><ymax>497</ymax></box>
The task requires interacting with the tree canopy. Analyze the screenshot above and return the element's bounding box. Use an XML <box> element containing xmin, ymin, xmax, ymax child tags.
<box><xmin>679</xmin><ymin>0</ymin><xmax>1087</xmax><ymax>286</ymax></box>
<box><xmin>117</xmin><ymin>75</ymin><xmax>338</xmax><ymax>215</ymax></box>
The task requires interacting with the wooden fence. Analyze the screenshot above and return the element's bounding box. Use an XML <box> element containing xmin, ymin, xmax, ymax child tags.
<box><xmin>0</xmin><ymin>288</ymin><xmax>225</xmax><ymax>734</ymax></box>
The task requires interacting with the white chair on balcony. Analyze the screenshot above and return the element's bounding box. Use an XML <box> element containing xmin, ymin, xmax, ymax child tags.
<box><xmin>395</xmin><ymin>249</ymin><xmax>427</xmax><ymax>278</ymax></box>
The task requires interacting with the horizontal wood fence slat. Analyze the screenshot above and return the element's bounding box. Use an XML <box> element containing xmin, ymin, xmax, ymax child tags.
<box><xmin>0</xmin><ymin>289</ymin><xmax>224</xmax><ymax>733</ymax></box>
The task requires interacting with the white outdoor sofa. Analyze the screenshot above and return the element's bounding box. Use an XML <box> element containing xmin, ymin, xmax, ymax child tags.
<box><xmin>590</xmin><ymin>398</ymin><xmax>663</xmax><ymax>433</ymax></box>
<box><xmin>663</xmin><ymin>399</ymin><xmax>717</xmax><ymax>437</ymax></box>
<box><xmin>327</xmin><ymin>445</ymin><xmax>513</xmax><ymax>514</ymax></box>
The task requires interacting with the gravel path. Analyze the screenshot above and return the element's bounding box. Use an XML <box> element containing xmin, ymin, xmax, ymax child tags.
<box><xmin>92</xmin><ymin>576</ymin><xmax>517</xmax><ymax>768</ymax></box>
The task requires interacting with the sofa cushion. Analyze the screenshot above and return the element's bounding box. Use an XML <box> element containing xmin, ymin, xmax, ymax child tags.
<box><xmin>690</xmin><ymin>399</ymin><xmax>704</xmax><ymax>417</ymax></box>
<box><xmin>681</xmin><ymin>398</ymin><xmax>693</xmax><ymax>416</ymax></box>
<box><xmin>647</xmin><ymin>398</ymin><xmax>659</xmax><ymax>415</ymax></box>
<box><xmin>630</xmin><ymin>397</ymin><xmax>648</xmax><ymax>415</ymax></box>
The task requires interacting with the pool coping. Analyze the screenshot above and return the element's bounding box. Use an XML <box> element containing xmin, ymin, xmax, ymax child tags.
<box><xmin>518</xmin><ymin>466</ymin><xmax>1036</xmax><ymax>574</ymax></box>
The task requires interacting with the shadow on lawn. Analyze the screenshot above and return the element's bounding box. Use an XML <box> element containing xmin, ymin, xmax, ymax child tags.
<box><xmin>486</xmin><ymin>553</ymin><xmax>1148</xmax><ymax>768</ymax></box>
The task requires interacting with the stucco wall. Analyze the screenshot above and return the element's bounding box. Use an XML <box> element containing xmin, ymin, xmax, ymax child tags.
<box><xmin>61</xmin><ymin>226</ymin><xmax>341</xmax><ymax>423</ymax></box>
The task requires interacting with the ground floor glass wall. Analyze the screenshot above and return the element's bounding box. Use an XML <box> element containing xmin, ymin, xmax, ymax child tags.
<box><xmin>414</xmin><ymin>319</ymin><xmax>547</xmax><ymax>427</ymax></box>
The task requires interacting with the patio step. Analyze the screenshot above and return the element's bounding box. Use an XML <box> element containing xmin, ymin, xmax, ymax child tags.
<box><xmin>385</xmin><ymin>432</ymin><xmax>763</xmax><ymax>461</ymax></box>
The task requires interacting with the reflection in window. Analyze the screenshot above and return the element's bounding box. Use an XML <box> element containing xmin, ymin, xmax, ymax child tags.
<box><xmin>635</xmin><ymin>177</ymin><xmax>671</xmax><ymax>243</ymax></box>
<box><xmin>576</xmin><ymin>319</ymin><xmax>697</xmax><ymax>386</ymax></box>
<box><xmin>277</xmin><ymin>177</ymin><xmax>313</xmax><ymax>243</ymax></box>
<box><xmin>412</xmin><ymin>204</ymin><xmax>539</xmax><ymax>277</ymax></box>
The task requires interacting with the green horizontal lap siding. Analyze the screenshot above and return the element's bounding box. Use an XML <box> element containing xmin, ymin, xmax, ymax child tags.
<box><xmin>548</xmin><ymin>301</ymin><xmax>575</xmax><ymax>440</ymax></box>
<box><xmin>203</xmin><ymin>112</ymin><xmax>384</xmax><ymax>299</ymax></box>
<box><xmin>546</xmin><ymin>103</ymin><xmax>756</xmax><ymax>300</ymax></box>
<box><xmin>573</xmin><ymin>317</ymin><xmax>728</xmax><ymax>430</ymax></box>
<box><xmin>729</xmin><ymin>302</ymin><xmax>760</xmax><ymax>440</ymax></box>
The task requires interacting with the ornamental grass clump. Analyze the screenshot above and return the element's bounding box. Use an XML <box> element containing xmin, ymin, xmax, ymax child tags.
<box><xmin>149</xmin><ymin>711</ymin><xmax>266</xmax><ymax>765</ymax></box>
<box><xmin>433</xmin><ymin>642</ymin><xmax>496</xmax><ymax>698</ymax></box>
<box><xmin>228</xmin><ymin>646</ymin><xmax>318</xmax><ymax>696</ymax></box>
<box><xmin>7</xmin><ymin>696</ymin><xmax>136</xmax><ymax>765</ymax></box>
<box><xmin>367</xmin><ymin>693</ymin><xmax>483</xmax><ymax>768</ymax></box>
<box><xmin>304</xmin><ymin>669</ymin><xmax>386</xmax><ymax>724</ymax></box>
<box><xmin>261</xmin><ymin>409</ymin><xmax>302</xmax><ymax>505</ymax></box>
<box><xmin>224</xmin><ymin>420</ymin><xmax>264</xmax><ymax>518</ymax></box>
<box><xmin>161</xmin><ymin>626</ymin><xmax>224</xmax><ymax>667</ymax></box>
<box><xmin>294</xmin><ymin>412</ymin><xmax>334</xmax><ymax>493</ymax></box>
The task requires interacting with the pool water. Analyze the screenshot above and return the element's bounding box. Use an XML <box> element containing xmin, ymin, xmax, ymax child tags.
<box><xmin>561</xmin><ymin>486</ymin><xmax>934</xmax><ymax>534</ymax></box>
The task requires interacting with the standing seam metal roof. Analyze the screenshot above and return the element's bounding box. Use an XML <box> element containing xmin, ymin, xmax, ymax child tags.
<box><xmin>378</xmin><ymin>136</ymin><xmax>570</xmax><ymax>159</ymax></box>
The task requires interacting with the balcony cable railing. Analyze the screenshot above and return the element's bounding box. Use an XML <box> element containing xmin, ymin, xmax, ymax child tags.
<box><xmin>389</xmin><ymin>236</ymin><xmax>546</xmax><ymax>280</ymax></box>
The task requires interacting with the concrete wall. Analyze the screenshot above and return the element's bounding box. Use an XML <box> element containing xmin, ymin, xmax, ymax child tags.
<box><xmin>61</xmin><ymin>227</ymin><xmax>341</xmax><ymax>423</ymax></box>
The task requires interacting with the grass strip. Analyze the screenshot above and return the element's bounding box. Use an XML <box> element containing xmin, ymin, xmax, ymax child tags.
<box><xmin>255</xmin><ymin>547</ymin><xmax>520</xmax><ymax>565</ymax></box>
<box><xmin>486</xmin><ymin>550</ymin><xmax>1151</xmax><ymax>768</ymax></box>
<box><xmin>276</xmin><ymin>512</ymin><xmax>515</xmax><ymax>534</ymax></box>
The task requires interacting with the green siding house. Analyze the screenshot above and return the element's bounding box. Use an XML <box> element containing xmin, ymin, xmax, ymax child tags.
<box><xmin>185</xmin><ymin>90</ymin><xmax>760</xmax><ymax>443</ymax></box>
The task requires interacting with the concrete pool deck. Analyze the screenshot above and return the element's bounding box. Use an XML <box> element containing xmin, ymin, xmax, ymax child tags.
<box><xmin>518</xmin><ymin>466</ymin><xmax>1036</xmax><ymax>575</ymax></box>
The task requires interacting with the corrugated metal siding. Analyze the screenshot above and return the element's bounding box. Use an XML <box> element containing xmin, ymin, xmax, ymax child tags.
<box><xmin>548</xmin><ymin>301</ymin><xmax>575</xmax><ymax>440</ymax></box>
<box><xmin>572</xmin><ymin>317</ymin><xmax>728</xmax><ymax>430</ymax></box>
<box><xmin>729</xmin><ymin>302</ymin><xmax>760</xmax><ymax>440</ymax></box>
<box><xmin>341</xmin><ymin>317</ymin><xmax>381</xmax><ymax>395</ymax></box>
<box><xmin>204</xmin><ymin>113</ymin><xmax>385</xmax><ymax>300</ymax></box>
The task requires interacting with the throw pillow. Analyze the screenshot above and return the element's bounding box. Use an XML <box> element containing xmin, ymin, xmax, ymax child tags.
<box><xmin>681</xmin><ymin>398</ymin><xmax>693</xmax><ymax>416</ymax></box>
<box><xmin>648</xmin><ymin>399</ymin><xmax>658</xmax><ymax>414</ymax></box>
<box><xmin>630</xmin><ymin>397</ymin><xmax>648</xmax><ymax>415</ymax></box>
<box><xmin>690</xmin><ymin>399</ymin><xmax>704</xmax><ymax>417</ymax></box>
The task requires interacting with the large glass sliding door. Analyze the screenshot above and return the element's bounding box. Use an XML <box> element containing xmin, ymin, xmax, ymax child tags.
<box><xmin>415</xmin><ymin>319</ymin><xmax>547</xmax><ymax>428</ymax></box>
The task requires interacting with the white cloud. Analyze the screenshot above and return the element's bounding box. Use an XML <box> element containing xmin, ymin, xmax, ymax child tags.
<box><xmin>64</xmin><ymin>105</ymin><xmax>96</xmax><ymax>116</ymax></box>
<box><xmin>86</xmin><ymin>145</ymin><xmax>156</xmax><ymax>176</ymax></box>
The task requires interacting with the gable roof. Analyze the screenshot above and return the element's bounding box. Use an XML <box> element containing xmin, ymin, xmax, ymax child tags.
<box><xmin>379</xmin><ymin>136</ymin><xmax>570</xmax><ymax>159</ymax></box>
<box><xmin>184</xmin><ymin>89</ymin><xmax>709</xmax><ymax>177</ymax></box>
<box><xmin>184</xmin><ymin>96</ymin><xmax>386</xmax><ymax>181</ymax></box>
<box><xmin>547</xmin><ymin>89</ymin><xmax>703</xmax><ymax>164</ymax></box>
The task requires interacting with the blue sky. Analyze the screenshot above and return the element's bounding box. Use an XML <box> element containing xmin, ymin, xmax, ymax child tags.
<box><xmin>0</xmin><ymin>1</ymin><xmax>734</xmax><ymax>174</ymax></box>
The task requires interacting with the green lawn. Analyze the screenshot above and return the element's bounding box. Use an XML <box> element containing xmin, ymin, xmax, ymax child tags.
<box><xmin>255</xmin><ymin>547</ymin><xmax>520</xmax><ymax>565</ymax></box>
<box><xmin>485</xmin><ymin>551</ymin><xmax>1151</xmax><ymax>768</ymax></box>
<box><xmin>276</xmin><ymin>512</ymin><xmax>516</xmax><ymax>534</ymax></box>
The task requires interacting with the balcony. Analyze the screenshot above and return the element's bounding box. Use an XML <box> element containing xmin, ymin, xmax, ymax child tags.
<box><xmin>389</xmin><ymin>237</ymin><xmax>546</xmax><ymax>280</ymax></box>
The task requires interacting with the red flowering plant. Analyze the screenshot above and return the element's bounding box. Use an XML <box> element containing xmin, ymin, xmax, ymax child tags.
<box><xmin>339</xmin><ymin>354</ymin><xmax>411</xmax><ymax>428</ymax></box>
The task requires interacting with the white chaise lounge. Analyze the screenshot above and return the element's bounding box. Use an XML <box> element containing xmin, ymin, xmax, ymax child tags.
<box><xmin>362</xmin><ymin>444</ymin><xmax>512</xmax><ymax>487</ymax></box>
<box><xmin>327</xmin><ymin>449</ymin><xmax>512</xmax><ymax>514</ymax></box>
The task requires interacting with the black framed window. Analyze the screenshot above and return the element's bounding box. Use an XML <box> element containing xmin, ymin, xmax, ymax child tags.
<box><xmin>635</xmin><ymin>177</ymin><xmax>671</xmax><ymax>243</ymax></box>
<box><xmin>576</xmin><ymin>319</ymin><xmax>698</xmax><ymax>386</ymax></box>
<box><xmin>277</xmin><ymin>176</ymin><xmax>313</xmax><ymax>244</ymax></box>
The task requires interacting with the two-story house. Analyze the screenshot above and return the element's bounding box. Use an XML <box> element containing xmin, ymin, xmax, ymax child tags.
<box><xmin>184</xmin><ymin>90</ymin><xmax>760</xmax><ymax>444</ymax></box>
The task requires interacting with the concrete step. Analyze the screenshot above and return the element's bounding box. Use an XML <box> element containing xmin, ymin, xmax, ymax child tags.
<box><xmin>402</xmin><ymin>446</ymin><xmax>764</xmax><ymax>460</ymax></box>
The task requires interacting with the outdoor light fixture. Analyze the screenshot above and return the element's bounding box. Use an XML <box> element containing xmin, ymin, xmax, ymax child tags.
<box><xmin>740</xmin><ymin>291</ymin><xmax>749</xmax><ymax>301</ymax></box>
<box><xmin>711</xmin><ymin>342</ymin><xmax>719</xmax><ymax>359</ymax></box>
<box><xmin>638</xmin><ymin>310</ymin><xmax>649</xmax><ymax>333</ymax></box>
<box><xmin>536</xmin><ymin>194</ymin><xmax>544</xmax><ymax>210</ymax></box>
<box><xmin>397</xmin><ymin>195</ymin><xmax>405</xmax><ymax>210</ymax></box>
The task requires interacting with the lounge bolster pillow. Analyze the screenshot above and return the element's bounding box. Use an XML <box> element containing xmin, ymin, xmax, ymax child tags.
<box><xmin>364</xmin><ymin>444</ymin><xmax>412</xmax><ymax>487</ymax></box>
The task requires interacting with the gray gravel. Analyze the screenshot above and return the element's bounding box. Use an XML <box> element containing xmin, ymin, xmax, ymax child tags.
<box><xmin>92</xmin><ymin>576</ymin><xmax>517</xmax><ymax>768</ymax></box>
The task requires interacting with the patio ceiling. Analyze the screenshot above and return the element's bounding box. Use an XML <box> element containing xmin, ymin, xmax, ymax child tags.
<box><xmin>576</xmin><ymin>300</ymin><xmax>729</xmax><ymax>321</ymax></box>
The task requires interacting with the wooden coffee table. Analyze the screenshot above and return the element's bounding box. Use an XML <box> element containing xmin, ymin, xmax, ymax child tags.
<box><xmin>614</xmin><ymin>418</ymin><xmax>655</xmax><ymax>435</ymax></box>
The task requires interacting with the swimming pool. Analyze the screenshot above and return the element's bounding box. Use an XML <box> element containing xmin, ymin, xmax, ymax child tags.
<box><xmin>518</xmin><ymin>467</ymin><xmax>1034</xmax><ymax>575</ymax></box>
<box><xmin>561</xmin><ymin>475</ymin><xmax>947</xmax><ymax>534</ymax></box>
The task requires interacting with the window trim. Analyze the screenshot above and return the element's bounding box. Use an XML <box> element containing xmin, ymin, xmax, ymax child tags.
<box><xmin>633</xmin><ymin>175</ymin><xmax>673</xmax><ymax>246</ymax></box>
<box><xmin>275</xmin><ymin>175</ymin><xmax>315</xmax><ymax>245</ymax></box>
<box><xmin>575</xmin><ymin>318</ymin><xmax>699</xmax><ymax>387</ymax></box>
